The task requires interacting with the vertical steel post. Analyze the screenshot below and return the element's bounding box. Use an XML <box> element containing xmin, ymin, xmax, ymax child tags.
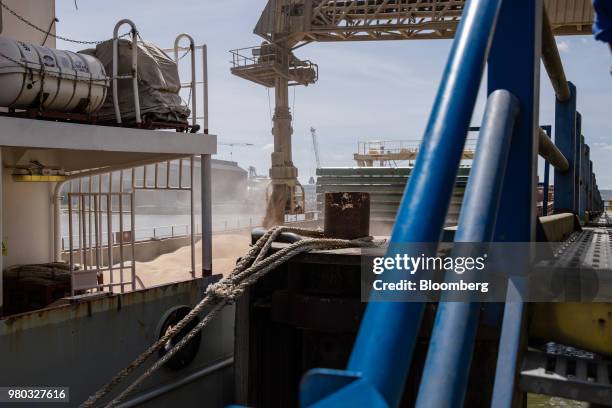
<box><xmin>130</xmin><ymin>192</ymin><xmax>136</xmax><ymax>291</ymax></box>
<box><xmin>81</xmin><ymin>195</ymin><xmax>88</xmax><ymax>271</ymax></box>
<box><xmin>173</xmin><ymin>34</ymin><xmax>197</xmax><ymax>128</ymax></box>
<box><xmin>203</xmin><ymin>44</ymin><xmax>209</xmax><ymax>134</ymax></box>
<box><xmin>301</xmin><ymin>1</ymin><xmax>504</xmax><ymax>406</ymax></box>
<box><xmin>589</xmin><ymin>160</ymin><xmax>593</xmax><ymax>213</ymax></box>
<box><xmin>93</xmin><ymin>193</ymin><xmax>100</xmax><ymax>277</ymax></box>
<box><xmin>574</xmin><ymin>112</ymin><xmax>582</xmax><ymax>214</ymax></box>
<box><xmin>579</xmin><ymin>135</ymin><xmax>587</xmax><ymax>219</ymax></box>
<box><xmin>553</xmin><ymin>82</ymin><xmax>577</xmax><ymax>213</ymax></box>
<box><xmin>190</xmin><ymin>156</ymin><xmax>196</xmax><ymax>278</ymax></box>
<box><xmin>201</xmin><ymin>154</ymin><xmax>212</xmax><ymax>277</ymax></box>
<box><xmin>201</xmin><ymin>42</ymin><xmax>211</xmax><ymax>276</ymax></box>
<box><xmin>119</xmin><ymin>174</ymin><xmax>125</xmax><ymax>293</ymax></box>
<box><xmin>69</xmin><ymin>194</ymin><xmax>74</xmax><ymax>296</ymax></box>
<box><xmin>54</xmin><ymin>181</ymin><xmax>63</xmax><ymax>262</ymax></box>
<box><xmin>0</xmin><ymin>148</ymin><xmax>3</xmax><ymax>314</ymax></box>
<box><xmin>489</xmin><ymin>1</ymin><xmax>542</xmax><ymax>407</ymax></box>
<box><xmin>584</xmin><ymin>147</ymin><xmax>590</xmax><ymax>217</ymax></box>
<box><xmin>107</xmin><ymin>194</ymin><xmax>113</xmax><ymax>288</ymax></box>
<box><xmin>542</xmin><ymin>126</ymin><xmax>552</xmax><ymax>216</ymax></box>
<box><xmin>416</xmin><ymin>90</ymin><xmax>519</xmax><ymax>408</ymax></box>
<box><xmin>112</xmin><ymin>19</ymin><xmax>140</xmax><ymax>124</ymax></box>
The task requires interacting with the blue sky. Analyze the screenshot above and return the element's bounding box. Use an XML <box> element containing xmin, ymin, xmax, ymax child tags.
<box><xmin>56</xmin><ymin>0</ymin><xmax>612</xmax><ymax>187</ymax></box>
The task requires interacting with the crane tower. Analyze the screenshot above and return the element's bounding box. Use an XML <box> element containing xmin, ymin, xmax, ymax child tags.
<box><xmin>230</xmin><ymin>0</ymin><xmax>593</xmax><ymax>225</ymax></box>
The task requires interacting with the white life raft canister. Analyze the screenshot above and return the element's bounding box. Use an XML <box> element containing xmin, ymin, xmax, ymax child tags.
<box><xmin>0</xmin><ymin>36</ymin><xmax>108</xmax><ymax>113</ymax></box>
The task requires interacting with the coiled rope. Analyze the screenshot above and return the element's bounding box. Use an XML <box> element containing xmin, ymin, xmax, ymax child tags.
<box><xmin>81</xmin><ymin>226</ymin><xmax>375</xmax><ymax>408</ymax></box>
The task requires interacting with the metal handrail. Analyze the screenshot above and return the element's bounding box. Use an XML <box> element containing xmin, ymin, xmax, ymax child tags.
<box><xmin>173</xmin><ymin>34</ymin><xmax>197</xmax><ymax>128</ymax></box>
<box><xmin>416</xmin><ymin>89</ymin><xmax>519</xmax><ymax>407</ymax></box>
<box><xmin>542</xmin><ymin>7</ymin><xmax>571</xmax><ymax>102</ymax></box>
<box><xmin>357</xmin><ymin>138</ymin><xmax>479</xmax><ymax>156</ymax></box>
<box><xmin>538</xmin><ymin>127</ymin><xmax>569</xmax><ymax>171</ymax></box>
<box><xmin>230</xmin><ymin>45</ymin><xmax>318</xmax><ymax>71</ymax></box>
<box><xmin>112</xmin><ymin>19</ymin><xmax>141</xmax><ymax>125</ymax></box>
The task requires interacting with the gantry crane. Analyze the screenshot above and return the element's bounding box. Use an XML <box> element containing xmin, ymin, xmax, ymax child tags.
<box><xmin>231</xmin><ymin>0</ymin><xmax>594</xmax><ymax>225</ymax></box>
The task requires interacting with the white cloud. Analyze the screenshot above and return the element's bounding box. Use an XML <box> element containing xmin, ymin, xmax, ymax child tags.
<box><xmin>262</xmin><ymin>143</ymin><xmax>274</xmax><ymax>151</ymax></box>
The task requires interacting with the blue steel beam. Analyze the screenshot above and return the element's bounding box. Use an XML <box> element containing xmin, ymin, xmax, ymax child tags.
<box><xmin>488</xmin><ymin>0</ymin><xmax>541</xmax><ymax>407</ymax></box>
<box><xmin>300</xmin><ymin>0</ymin><xmax>505</xmax><ymax>406</ymax></box>
<box><xmin>579</xmin><ymin>135</ymin><xmax>587</xmax><ymax>219</ymax></box>
<box><xmin>553</xmin><ymin>82</ymin><xmax>577</xmax><ymax>214</ymax></box>
<box><xmin>415</xmin><ymin>90</ymin><xmax>519</xmax><ymax>408</ymax></box>
<box><xmin>583</xmin><ymin>143</ymin><xmax>589</xmax><ymax>218</ymax></box>
<box><xmin>542</xmin><ymin>126</ymin><xmax>552</xmax><ymax>216</ymax></box>
<box><xmin>574</xmin><ymin>113</ymin><xmax>583</xmax><ymax>214</ymax></box>
<box><xmin>589</xmin><ymin>160</ymin><xmax>593</xmax><ymax>212</ymax></box>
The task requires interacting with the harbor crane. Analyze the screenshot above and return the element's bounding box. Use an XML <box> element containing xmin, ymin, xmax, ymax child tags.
<box><xmin>230</xmin><ymin>0</ymin><xmax>593</xmax><ymax>225</ymax></box>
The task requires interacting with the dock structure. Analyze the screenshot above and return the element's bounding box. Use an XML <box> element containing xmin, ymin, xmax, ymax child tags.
<box><xmin>353</xmin><ymin>140</ymin><xmax>477</xmax><ymax>167</ymax></box>
<box><xmin>229</xmin><ymin>1</ymin><xmax>612</xmax><ymax>408</ymax></box>
<box><xmin>231</xmin><ymin>0</ymin><xmax>596</xmax><ymax>223</ymax></box>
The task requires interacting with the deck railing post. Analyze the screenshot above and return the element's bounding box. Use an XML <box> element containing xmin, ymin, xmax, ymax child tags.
<box><xmin>416</xmin><ymin>90</ymin><xmax>519</xmax><ymax>408</ymax></box>
<box><xmin>584</xmin><ymin>147</ymin><xmax>590</xmax><ymax>217</ymax></box>
<box><xmin>579</xmin><ymin>135</ymin><xmax>587</xmax><ymax>220</ymax></box>
<box><xmin>574</xmin><ymin>112</ymin><xmax>583</xmax><ymax>214</ymax></box>
<box><xmin>488</xmin><ymin>0</ymin><xmax>542</xmax><ymax>407</ymax></box>
<box><xmin>553</xmin><ymin>82</ymin><xmax>577</xmax><ymax>213</ymax></box>
<box><xmin>589</xmin><ymin>160</ymin><xmax>594</xmax><ymax>213</ymax></box>
<box><xmin>202</xmin><ymin>154</ymin><xmax>213</xmax><ymax>277</ymax></box>
<box><xmin>542</xmin><ymin>126</ymin><xmax>552</xmax><ymax>216</ymax></box>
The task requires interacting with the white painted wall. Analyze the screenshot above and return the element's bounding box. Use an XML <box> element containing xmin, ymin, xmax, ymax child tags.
<box><xmin>1</xmin><ymin>1</ymin><xmax>56</xmax><ymax>278</ymax></box>
<box><xmin>2</xmin><ymin>167</ymin><xmax>56</xmax><ymax>267</ymax></box>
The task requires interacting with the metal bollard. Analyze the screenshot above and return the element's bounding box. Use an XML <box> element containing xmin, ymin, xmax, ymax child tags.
<box><xmin>323</xmin><ymin>192</ymin><xmax>370</xmax><ymax>239</ymax></box>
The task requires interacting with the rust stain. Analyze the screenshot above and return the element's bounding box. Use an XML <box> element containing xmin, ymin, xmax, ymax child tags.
<box><xmin>1</xmin><ymin>278</ymin><xmax>203</xmax><ymax>335</ymax></box>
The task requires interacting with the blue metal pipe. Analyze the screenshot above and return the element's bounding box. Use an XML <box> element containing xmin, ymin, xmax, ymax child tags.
<box><xmin>542</xmin><ymin>126</ymin><xmax>552</xmax><ymax>216</ymax></box>
<box><xmin>579</xmin><ymin>135</ymin><xmax>587</xmax><ymax>219</ymax></box>
<box><xmin>342</xmin><ymin>1</ymin><xmax>505</xmax><ymax>406</ymax></box>
<box><xmin>552</xmin><ymin>82</ymin><xmax>577</xmax><ymax>214</ymax></box>
<box><xmin>488</xmin><ymin>0</ymin><xmax>542</xmax><ymax>405</ymax></box>
<box><xmin>574</xmin><ymin>112</ymin><xmax>583</xmax><ymax>214</ymax></box>
<box><xmin>415</xmin><ymin>90</ymin><xmax>519</xmax><ymax>408</ymax></box>
<box><xmin>491</xmin><ymin>277</ymin><xmax>527</xmax><ymax>408</ymax></box>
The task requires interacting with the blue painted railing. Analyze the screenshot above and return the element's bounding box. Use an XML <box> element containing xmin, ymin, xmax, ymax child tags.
<box><xmin>415</xmin><ymin>89</ymin><xmax>519</xmax><ymax>408</ymax></box>
<box><xmin>301</xmin><ymin>0</ymin><xmax>505</xmax><ymax>406</ymax></box>
<box><xmin>300</xmin><ymin>0</ymin><xmax>605</xmax><ymax>406</ymax></box>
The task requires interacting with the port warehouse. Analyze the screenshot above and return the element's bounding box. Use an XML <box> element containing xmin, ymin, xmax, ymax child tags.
<box><xmin>0</xmin><ymin>1</ymin><xmax>611</xmax><ymax>408</ymax></box>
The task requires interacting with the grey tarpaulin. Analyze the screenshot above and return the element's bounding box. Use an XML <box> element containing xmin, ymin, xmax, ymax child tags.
<box><xmin>81</xmin><ymin>40</ymin><xmax>190</xmax><ymax>125</ymax></box>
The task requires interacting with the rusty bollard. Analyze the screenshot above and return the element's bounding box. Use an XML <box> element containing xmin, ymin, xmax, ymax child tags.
<box><xmin>324</xmin><ymin>192</ymin><xmax>370</xmax><ymax>239</ymax></box>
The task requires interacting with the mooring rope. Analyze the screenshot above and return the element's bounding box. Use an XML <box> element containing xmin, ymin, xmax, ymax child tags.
<box><xmin>81</xmin><ymin>226</ymin><xmax>373</xmax><ymax>408</ymax></box>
